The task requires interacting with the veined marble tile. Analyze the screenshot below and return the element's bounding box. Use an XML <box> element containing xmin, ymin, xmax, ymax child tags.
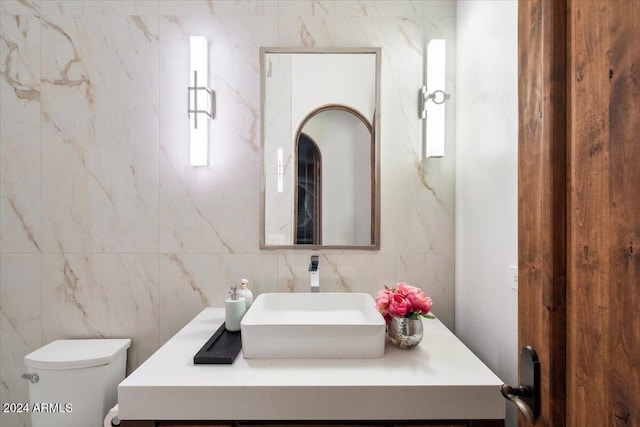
<box><xmin>277</xmin><ymin>0</ymin><xmax>334</xmax><ymax>17</ymax></box>
<box><xmin>159</xmin><ymin>15</ymin><xmax>276</xmax><ymax>253</ymax></box>
<box><xmin>0</xmin><ymin>0</ymin><xmax>40</xmax><ymax>15</ymax></box>
<box><xmin>0</xmin><ymin>118</ymin><xmax>41</xmax><ymax>252</ymax></box>
<box><xmin>1</xmin><ymin>8</ymin><xmax>39</xmax><ymax>252</ymax></box>
<box><xmin>158</xmin><ymin>253</ymin><xmax>278</xmax><ymax>343</ymax></box>
<box><xmin>158</xmin><ymin>253</ymin><xmax>221</xmax><ymax>343</ymax></box>
<box><xmin>0</xmin><ymin>253</ymin><xmax>42</xmax><ymax>427</ymax></box>
<box><xmin>40</xmin><ymin>15</ymin><xmax>159</xmax><ymax>253</ymax></box>
<box><xmin>1</xmin><ymin>15</ymin><xmax>39</xmax><ymax>253</ymax></box>
<box><xmin>0</xmin><ymin>254</ymin><xmax>43</xmax><ymax>350</ymax></box>
<box><xmin>40</xmin><ymin>1</ymin><xmax>107</xmax><ymax>16</ymax></box>
<box><xmin>41</xmin><ymin>253</ymin><xmax>160</xmax><ymax>373</ymax></box>
<box><xmin>396</xmin><ymin>0</ymin><xmax>457</xmax><ymax>17</ymax></box>
<box><xmin>395</xmin><ymin>160</ymin><xmax>455</xmax><ymax>255</ymax></box>
<box><xmin>0</xmin><ymin>15</ymin><xmax>40</xmax><ymax>126</ymax></box>
<box><xmin>332</xmin><ymin>0</ymin><xmax>398</xmax><ymax>17</ymax></box>
<box><xmin>277</xmin><ymin>15</ymin><xmax>398</xmax><ymax>48</ymax></box>
<box><xmin>394</xmin><ymin>16</ymin><xmax>425</xmax><ymax>169</ymax></box>
<box><xmin>210</xmin><ymin>0</ymin><xmax>278</xmax><ymax>16</ymax></box>
<box><xmin>40</xmin><ymin>0</ymin><xmax>84</xmax><ymax>15</ymax></box>
<box><xmin>158</xmin><ymin>0</ymin><xmax>214</xmax><ymax>15</ymax></box>
<box><xmin>102</xmin><ymin>0</ymin><xmax>159</xmax><ymax>15</ymax></box>
<box><xmin>397</xmin><ymin>252</ymin><xmax>454</xmax><ymax>330</ymax></box>
<box><xmin>159</xmin><ymin>0</ymin><xmax>279</xmax><ymax>16</ymax></box>
<box><xmin>277</xmin><ymin>253</ymin><xmax>396</xmax><ymax>295</ymax></box>
<box><xmin>77</xmin><ymin>0</ymin><xmax>105</xmax><ymax>15</ymax></box>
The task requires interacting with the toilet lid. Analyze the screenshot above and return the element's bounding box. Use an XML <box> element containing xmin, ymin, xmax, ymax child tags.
<box><xmin>24</xmin><ymin>339</ymin><xmax>131</xmax><ymax>370</ymax></box>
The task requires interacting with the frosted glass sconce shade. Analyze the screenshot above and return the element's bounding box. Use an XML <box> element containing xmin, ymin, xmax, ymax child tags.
<box><xmin>188</xmin><ymin>36</ymin><xmax>214</xmax><ymax>166</ymax></box>
<box><xmin>419</xmin><ymin>39</ymin><xmax>449</xmax><ymax>158</ymax></box>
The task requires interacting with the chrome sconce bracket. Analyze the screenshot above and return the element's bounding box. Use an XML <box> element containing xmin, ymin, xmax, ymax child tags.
<box><xmin>187</xmin><ymin>70</ymin><xmax>215</xmax><ymax>128</ymax></box>
<box><xmin>418</xmin><ymin>85</ymin><xmax>451</xmax><ymax>119</ymax></box>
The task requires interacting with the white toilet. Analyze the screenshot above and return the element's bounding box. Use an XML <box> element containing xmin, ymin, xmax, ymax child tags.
<box><xmin>23</xmin><ymin>339</ymin><xmax>131</xmax><ymax>427</ymax></box>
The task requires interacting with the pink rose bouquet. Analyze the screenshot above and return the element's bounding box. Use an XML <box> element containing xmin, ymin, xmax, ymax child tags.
<box><xmin>375</xmin><ymin>282</ymin><xmax>434</xmax><ymax>324</ymax></box>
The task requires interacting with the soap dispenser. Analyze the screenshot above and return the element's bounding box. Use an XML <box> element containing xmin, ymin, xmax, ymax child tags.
<box><xmin>238</xmin><ymin>279</ymin><xmax>253</xmax><ymax>309</ymax></box>
<box><xmin>225</xmin><ymin>286</ymin><xmax>245</xmax><ymax>332</ymax></box>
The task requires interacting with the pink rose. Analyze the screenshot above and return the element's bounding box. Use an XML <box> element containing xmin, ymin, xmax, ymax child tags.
<box><xmin>375</xmin><ymin>289</ymin><xmax>395</xmax><ymax>324</ymax></box>
<box><xmin>404</xmin><ymin>285</ymin><xmax>432</xmax><ymax>314</ymax></box>
<box><xmin>375</xmin><ymin>289</ymin><xmax>393</xmax><ymax>312</ymax></box>
<box><xmin>410</xmin><ymin>291</ymin><xmax>432</xmax><ymax>314</ymax></box>
<box><xmin>395</xmin><ymin>282</ymin><xmax>410</xmax><ymax>296</ymax></box>
<box><xmin>388</xmin><ymin>293</ymin><xmax>412</xmax><ymax>317</ymax></box>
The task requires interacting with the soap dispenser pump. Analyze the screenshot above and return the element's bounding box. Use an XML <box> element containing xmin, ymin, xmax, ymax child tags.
<box><xmin>238</xmin><ymin>279</ymin><xmax>253</xmax><ymax>309</ymax></box>
<box><xmin>225</xmin><ymin>286</ymin><xmax>245</xmax><ymax>332</ymax></box>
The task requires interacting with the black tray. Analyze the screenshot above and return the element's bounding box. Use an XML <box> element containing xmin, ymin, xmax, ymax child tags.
<box><xmin>193</xmin><ymin>322</ymin><xmax>242</xmax><ymax>364</ymax></box>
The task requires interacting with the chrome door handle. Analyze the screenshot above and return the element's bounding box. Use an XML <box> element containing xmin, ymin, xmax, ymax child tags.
<box><xmin>501</xmin><ymin>346</ymin><xmax>540</xmax><ymax>424</ymax></box>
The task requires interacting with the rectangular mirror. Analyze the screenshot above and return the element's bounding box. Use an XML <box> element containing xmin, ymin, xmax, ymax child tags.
<box><xmin>260</xmin><ymin>47</ymin><xmax>381</xmax><ymax>249</ymax></box>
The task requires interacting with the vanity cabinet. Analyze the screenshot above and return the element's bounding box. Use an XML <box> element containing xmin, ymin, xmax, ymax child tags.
<box><xmin>157</xmin><ymin>423</ymin><xmax>233</xmax><ymax>427</ymax></box>
<box><xmin>157</xmin><ymin>423</ymin><xmax>232</xmax><ymax>427</ymax></box>
<box><xmin>124</xmin><ymin>421</ymin><xmax>502</xmax><ymax>427</ymax></box>
<box><xmin>155</xmin><ymin>423</ymin><xmax>232</xmax><ymax>427</ymax></box>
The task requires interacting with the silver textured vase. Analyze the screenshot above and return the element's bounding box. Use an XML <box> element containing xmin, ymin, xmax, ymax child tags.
<box><xmin>388</xmin><ymin>316</ymin><xmax>423</xmax><ymax>349</ymax></box>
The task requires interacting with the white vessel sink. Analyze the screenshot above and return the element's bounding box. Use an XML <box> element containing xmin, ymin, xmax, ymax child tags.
<box><xmin>240</xmin><ymin>293</ymin><xmax>385</xmax><ymax>359</ymax></box>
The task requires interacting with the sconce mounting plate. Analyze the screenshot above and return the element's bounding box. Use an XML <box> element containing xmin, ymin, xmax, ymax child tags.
<box><xmin>418</xmin><ymin>85</ymin><xmax>450</xmax><ymax>119</ymax></box>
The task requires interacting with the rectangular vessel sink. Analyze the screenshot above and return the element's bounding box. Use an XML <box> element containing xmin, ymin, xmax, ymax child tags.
<box><xmin>240</xmin><ymin>293</ymin><xmax>385</xmax><ymax>359</ymax></box>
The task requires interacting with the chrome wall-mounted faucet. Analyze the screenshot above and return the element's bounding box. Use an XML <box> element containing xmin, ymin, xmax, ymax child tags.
<box><xmin>309</xmin><ymin>255</ymin><xmax>319</xmax><ymax>293</ymax></box>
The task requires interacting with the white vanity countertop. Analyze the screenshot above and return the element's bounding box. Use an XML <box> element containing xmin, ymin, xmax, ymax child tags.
<box><xmin>118</xmin><ymin>308</ymin><xmax>505</xmax><ymax>421</ymax></box>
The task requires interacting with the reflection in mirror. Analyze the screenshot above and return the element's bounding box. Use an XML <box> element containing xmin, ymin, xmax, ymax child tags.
<box><xmin>261</xmin><ymin>48</ymin><xmax>381</xmax><ymax>249</ymax></box>
<box><xmin>296</xmin><ymin>132</ymin><xmax>321</xmax><ymax>244</ymax></box>
<box><xmin>295</xmin><ymin>107</ymin><xmax>373</xmax><ymax>246</ymax></box>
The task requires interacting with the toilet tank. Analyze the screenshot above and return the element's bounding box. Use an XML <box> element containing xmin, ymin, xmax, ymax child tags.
<box><xmin>24</xmin><ymin>339</ymin><xmax>131</xmax><ymax>427</ymax></box>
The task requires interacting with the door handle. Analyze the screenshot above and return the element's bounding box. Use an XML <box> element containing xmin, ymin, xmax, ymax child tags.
<box><xmin>501</xmin><ymin>346</ymin><xmax>540</xmax><ymax>424</ymax></box>
<box><xmin>501</xmin><ymin>384</ymin><xmax>536</xmax><ymax>424</ymax></box>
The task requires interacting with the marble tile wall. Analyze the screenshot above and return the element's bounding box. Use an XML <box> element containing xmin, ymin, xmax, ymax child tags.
<box><xmin>0</xmin><ymin>2</ymin><xmax>455</xmax><ymax>426</ymax></box>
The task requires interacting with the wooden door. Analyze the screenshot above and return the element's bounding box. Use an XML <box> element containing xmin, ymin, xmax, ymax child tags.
<box><xmin>519</xmin><ymin>0</ymin><xmax>640</xmax><ymax>425</ymax></box>
<box><xmin>566</xmin><ymin>0</ymin><xmax>640</xmax><ymax>424</ymax></box>
<box><xmin>519</xmin><ymin>0</ymin><xmax>567</xmax><ymax>424</ymax></box>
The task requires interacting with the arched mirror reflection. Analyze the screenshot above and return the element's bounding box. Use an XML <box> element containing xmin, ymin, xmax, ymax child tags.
<box><xmin>294</xmin><ymin>106</ymin><xmax>373</xmax><ymax>246</ymax></box>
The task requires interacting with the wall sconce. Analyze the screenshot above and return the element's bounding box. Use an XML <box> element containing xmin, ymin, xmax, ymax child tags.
<box><xmin>188</xmin><ymin>36</ymin><xmax>215</xmax><ymax>166</ymax></box>
<box><xmin>277</xmin><ymin>148</ymin><xmax>284</xmax><ymax>193</ymax></box>
<box><xmin>419</xmin><ymin>39</ymin><xmax>450</xmax><ymax>158</ymax></box>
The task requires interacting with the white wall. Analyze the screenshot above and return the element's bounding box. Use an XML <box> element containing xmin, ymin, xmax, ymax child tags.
<box><xmin>455</xmin><ymin>1</ymin><xmax>518</xmax><ymax>426</ymax></box>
